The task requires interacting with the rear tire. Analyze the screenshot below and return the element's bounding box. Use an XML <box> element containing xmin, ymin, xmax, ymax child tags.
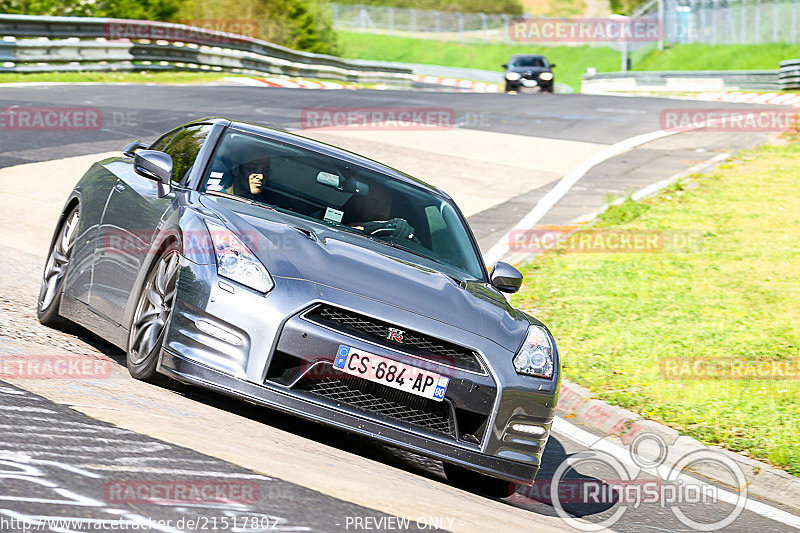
<box><xmin>442</xmin><ymin>462</ymin><xmax>517</xmax><ymax>498</ymax></box>
<box><xmin>37</xmin><ymin>206</ymin><xmax>80</xmax><ymax>330</ymax></box>
<box><xmin>126</xmin><ymin>246</ymin><xmax>180</xmax><ymax>384</ymax></box>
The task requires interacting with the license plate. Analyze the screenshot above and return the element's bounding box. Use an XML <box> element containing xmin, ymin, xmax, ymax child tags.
<box><xmin>332</xmin><ymin>345</ymin><xmax>449</xmax><ymax>401</ymax></box>
<box><xmin>522</xmin><ymin>79</ymin><xmax>538</xmax><ymax>87</ymax></box>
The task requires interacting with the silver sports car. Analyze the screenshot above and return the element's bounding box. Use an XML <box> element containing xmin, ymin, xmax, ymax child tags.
<box><xmin>39</xmin><ymin>117</ymin><xmax>560</xmax><ymax>495</ymax></box>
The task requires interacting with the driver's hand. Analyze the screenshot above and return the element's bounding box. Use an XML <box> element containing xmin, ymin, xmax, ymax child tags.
<box><xmin>364</xmin><ymin>218</ymin><xmax>415</xmax><ymax>240</ymax></box>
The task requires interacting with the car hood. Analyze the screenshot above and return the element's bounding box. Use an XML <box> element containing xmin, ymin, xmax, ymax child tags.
<box><xmin>199</xmin><ymin>196</ymin><xmax>534</xmax><ymax>352</ymax></box>
<box><xmin>507</xmin><ymin>67</ymin><xmax>550</xmax><ymax>75</ymax></box>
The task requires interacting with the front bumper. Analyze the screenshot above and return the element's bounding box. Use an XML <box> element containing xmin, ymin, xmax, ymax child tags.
<box><xmin>159</xmin><ymin>350</ymin><xmax>540</xmax><ymax>484</ymax></box>
<box><xmin>161</xmin><ymin>258</ymin><xmax>559</xmax><ymax>485</ymax></box>
<box><xmin>505</xmin><ymin>77</ymin><xmax>553</xmax><ymax>90</ymax></box>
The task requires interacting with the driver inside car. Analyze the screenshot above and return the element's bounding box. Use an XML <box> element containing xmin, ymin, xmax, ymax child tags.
<box><xmin>225</xmin><ymin>156</ymin><xmax>273</xmax><ymax>201</ymax></box>
<box><xmin>346</xmin><ymin>183</ymin><xmax>416</xmax><ymax>240</ymax></box>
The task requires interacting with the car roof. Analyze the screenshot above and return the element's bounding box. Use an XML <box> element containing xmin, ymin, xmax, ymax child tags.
<box><xmin>510</xmin><ymin>54</ymin><xmax>547</xmax><ymax>59</ymax></box>
<box><xmin>189</xmin><ymin>117</ymin><xmax>447</xmax><ymax>198</ymax></box>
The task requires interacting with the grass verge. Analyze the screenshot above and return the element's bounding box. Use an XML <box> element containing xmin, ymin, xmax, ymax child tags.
<box><xmin>338</xmin><ymin>31</ymin><xmax>621</xmax><ymax>91</ymax></box>
<box><xmin>511</xmin><ymin>138</ymin><xmax>800</xmax><ymax>475</ymax></box>
<box><xmin>339</xmin><ymin>31</ymin><xmax>800</xmax><ymax>91</ymax></box>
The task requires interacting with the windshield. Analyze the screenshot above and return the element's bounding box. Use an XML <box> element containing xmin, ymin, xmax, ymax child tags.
<box><xmin>200</xmin><ymin>130</ymin><xmax>485</xmax><ymax>280</ymax></box>
<box><xmin>511</xmin><ymin>56</ymin><xmax>547</xmax><ymax>68</ymax></box>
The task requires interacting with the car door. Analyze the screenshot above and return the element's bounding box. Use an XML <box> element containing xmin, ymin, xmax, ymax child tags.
<box><xmin>90</xmin><ymin>124</ymin><xmax>212</xmax><ymax>326</ymax></box>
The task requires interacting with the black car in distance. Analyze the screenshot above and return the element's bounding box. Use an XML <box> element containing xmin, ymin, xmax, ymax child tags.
<box><xmin>502</xmin><ymin>54</ymin><xmax>555</xmax><ymax>93</ymax></box>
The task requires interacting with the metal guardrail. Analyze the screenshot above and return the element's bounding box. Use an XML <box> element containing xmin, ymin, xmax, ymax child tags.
<box><xmin>582</xmin><ymin>69</ymin><xmax>781</xmax><ymax>93</ymax></box>
<box><xmin>0</xmin><ymin>14</ymin><xmax>413</xmax><ymax>85</ymax></box>
<box><xmin>779</xmin><ymin>59</ymin><xmax>800</xmax><ymax>90</ymax></box>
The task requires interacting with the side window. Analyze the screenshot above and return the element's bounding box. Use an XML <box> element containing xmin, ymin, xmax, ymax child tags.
<box><xmin>161</xmin><ymin>125</ymin><xmax>212</xmax><ymax>185</ymax></box>
<box><xmin>426</xmin><ymin>205</ymin><xmax>456</xmax><ymax>262</ymax></box>
<box><xmin>149</xmin><ymin>129</ymin><xmax>179</xmax><ymax>152</ymax></box>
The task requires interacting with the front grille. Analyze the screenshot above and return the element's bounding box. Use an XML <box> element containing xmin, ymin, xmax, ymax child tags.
<box><xmin>296</xmin><ymin>369</ymin><xmax>456</xmax><ymax>437</ymax></box>
<box><xmin>305</xmin><ymin>305</ymin><xmax>485</xmax><ymax>373</ymax></box>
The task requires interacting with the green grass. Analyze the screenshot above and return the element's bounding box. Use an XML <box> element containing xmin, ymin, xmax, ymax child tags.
<box><xmin>0</xmin><ymin>71</ymin><xmax>231</xmax><ymax>84</ymax></box>
<box><xmin>634</xmin><ymin>43</ymin><xmax>800</xmax><ymax>71</ymax></box>
<box><xmin>511</xmin><ymin>139</ymin><xmax>800</xmax><ymax>475</ymax></box>
<box><xmin>338</xmin><ymin>31</ymin><xmax>621</xmax><ymax>91</ymax></box>
<box><xmin>339</xmin><ymin>31</ymin><xmax>800</xmax><ymax>91</ymax></box>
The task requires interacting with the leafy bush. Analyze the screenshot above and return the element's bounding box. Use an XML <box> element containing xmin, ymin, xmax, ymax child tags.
<box><xmin>333</xmin><ymin>0</ymin><xmax>524</xmax><ymax>16</ymax></box>
<box><xmin>178</xmin><ymin>0</ymin><xmax>339</xmax><ymax>55</ymax></box>
<box><xmin>0</xmin><ymin>0</ymin><xmax>184</xmax><ymax>19</ymax></box>
<box><xmin>0</xmin><ymin>0</ymin><xmax>338</xmax><ymax>55</ymax></box>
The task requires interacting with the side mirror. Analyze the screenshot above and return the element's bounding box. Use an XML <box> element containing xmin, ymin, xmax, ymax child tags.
<box><xmin>550</xmin><ymin>63</ymin><xmax>556</xmax><ymax>68</ymax></box>
<box><xmin>134</xmin><ymin>150</ymin><xmax>173</xmax><ymax>197</ymax></box>
<box><xmin>490</xmin><ymin>261</ymin><xmax>524</xmax><ymax>294</ymax></box>
<box><xmin>123</xmin><ymin>140</ymin><xmax>147</xmax><ymax>158</ymax></box>
<box><xmin>501</xmin><ymin>63</ymin><xmax>508</xmax><ymax>69</ymax></box>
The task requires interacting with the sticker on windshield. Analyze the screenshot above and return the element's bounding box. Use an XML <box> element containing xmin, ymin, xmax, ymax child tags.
<box><xmin>206</xmin><ymin>176</ymin><xmax>223</xmax><ymax>192</ymax></box>
<box><xmin>324</xmin><ymin>207</ymin><xmax>344</xmax><ymax>224</ymax></box>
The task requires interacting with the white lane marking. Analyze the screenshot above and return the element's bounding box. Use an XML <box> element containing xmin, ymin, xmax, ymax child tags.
<box><xmin>483</xmin><ymin>128</ymin><xmax>682</xmax><ymax>265</ymax></box>
<box><xmin>3</xmin><ymin>442</ymin><xmax>169</xmax><ymax>453</ymax></box>
<box><xmin>0</xmin><ymin>431</ymin><xmax>156</xmax><ymax>443</ymax></box>
<box><xmin>0</xmin><ymin>386</ymin><xmax>28</xmax><ymax>396</ymax></box>
<box><xmin>115</xmin><ymin>456</ymin><xmax>217</xmax><ymax>465</ymax></box>
<box><xmin>0</xmin><ymin>405</ymin><xmax>55</xmax><ymax>413</ymax></box>
<box><xmin>0</xmin><ymin>456</ymin><xmax>99</xmax><ymax>478</ymax></box>
<box><xmin>0</xmin><ymin>450</ymin><xmax>102</xmax><ymax>460</ymax></box>
<box><xmin>628</xmin><ymin>152</ymin><xmax>731</xmax><ymax>202</ymax></box>
<box><xmin>571</xmin><ymin>151</ymin><xmax>732</xmax><ymax>225</ymax></box>
<box><xmin>483</xmin><ymin>112</ymin><xmax>776</xmax><ymax>265</ymax></box>
<box><xmin>0</xmin><ymin>414</ymin><xmax>133</xmax><ymax>431</ymax></box>
<box><xmin>552</xmin><ymin>417</ymin><xmax>800</xmax><ymax>529</ymax></box>
<box><xmin>0</xmin><ymin>479</ymin><xmax>103</xmax><ymax>506</ymax></box>
<box><xmin>0</xmin><ymin>424</ymin><xmax>128</xmax><ymax>434</ymax></box>
<box><xmin>82</xmin><ymin>465</ymin><xmax>272</xmax><ymax>480</ymax></box>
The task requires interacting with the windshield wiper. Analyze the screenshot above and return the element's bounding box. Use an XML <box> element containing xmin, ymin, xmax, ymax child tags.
<box><xmin>362</xmin><ymin>235</ymin><xmax>438</xmax><ymax>264</ymax></box>
<box><xmin>204</xmin><ymin>190</ymin><xmax>276</xmax><ymax>210</ymax></box>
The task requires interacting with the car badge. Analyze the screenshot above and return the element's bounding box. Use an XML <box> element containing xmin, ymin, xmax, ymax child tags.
<box><xmin>387</xmin><ymin>328</ymin><xmax>404</xmax><ymax>343</ymax></box>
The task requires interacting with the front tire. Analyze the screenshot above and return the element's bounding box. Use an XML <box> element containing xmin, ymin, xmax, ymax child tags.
<box><xmin>127</xmin><ymin>246</ymin><xmax>180</xmax><ymax>383</ymax></box>
<box><xmin>442</xmin><ymin>462</ymin><xmax>517</xmax><ymax>498</ymax></box>
<box><xmin>38</xmin><ymin>206</ymin><xmax>79</xmax><ymax>329</ymax></box>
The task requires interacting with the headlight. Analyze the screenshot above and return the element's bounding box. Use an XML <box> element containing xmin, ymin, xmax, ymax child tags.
<box><xmin>204</xmin><ymin>221</ymin><xmax>274</xmax><ymax>293</ymax></box>
<box><xmin>505</xmin><ymin>72</ymin><xmax>521</xmax><ymax>81</ymax></box>
<box><xmin>539</xmin><ymin>72</ymin><xmax>554</xmax><ymax>81</ymax></box>
<box><xmin>513</xmin><ymin>326</ymin><xmax>555</xmax><ymax>378</ymax></box>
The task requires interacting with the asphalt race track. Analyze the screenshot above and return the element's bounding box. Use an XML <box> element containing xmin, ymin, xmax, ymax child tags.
<box><xmin>0</xmin><ymin>84</ymin><xmax>798</xmax><ymax>532</ymax></box>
